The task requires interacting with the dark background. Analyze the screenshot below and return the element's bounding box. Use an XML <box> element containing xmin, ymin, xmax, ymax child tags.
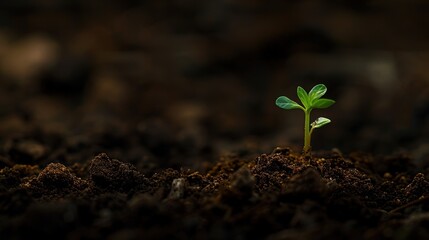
<box><xmin>0</xmin><ymin>0</ymin><xmax>428</xmax><ymax>169</ymax></box>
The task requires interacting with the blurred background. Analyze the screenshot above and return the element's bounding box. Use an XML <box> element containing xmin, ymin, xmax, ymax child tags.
<box><xmin>0</xmin><ymin>0</ymin><xmax>428</xmax><ymax>170</ymax></box>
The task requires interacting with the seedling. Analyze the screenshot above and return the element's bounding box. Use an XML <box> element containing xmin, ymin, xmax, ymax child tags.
<box><xmin>276</xmin><ymin>84</ymin><xmax>335</xmax><ymax>154</ymax></box>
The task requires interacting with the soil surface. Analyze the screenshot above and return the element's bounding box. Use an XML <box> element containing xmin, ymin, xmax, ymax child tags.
<box><xmin>2</xmin><ymin>1</ymin><xmax>429</xmax><ymax>240</ymax></box>
<box><xmin>2</xmin><ymin>148</ymin><xmax>429</xmax><ymax>239</ymax></box>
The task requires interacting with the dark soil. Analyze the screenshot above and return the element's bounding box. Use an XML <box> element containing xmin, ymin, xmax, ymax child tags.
<box><xmin>2</xmin><ymin>148</ymin><xmax>429</xmax><ymax>239</ymax></box>
<box><xmin>2</xmin><ymin>1</ymin><xmax>429</xmax><ymax>240</ymax></box>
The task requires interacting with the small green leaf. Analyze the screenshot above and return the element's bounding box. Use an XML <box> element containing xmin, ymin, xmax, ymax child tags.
<box><xmin>276</xmin><ymin>96</ymin><xmax>302</xmax><ymax>110</ymax></box>
<box><xmin>312</xmin><ymin>98</ymin><xmax>335</xmax><ymax>109</ymax></box>
<box><xmin>309</xmin><ymin>84</ymin><xmax>327</xmax><ymax>101</ymax></box>
<box><xmin>312</xmin><ymin>117</ymin><xmax>331</xmax><ymax>129</ymax></box>
<box><xmin>297</xmin><ymin>86</ymin><xmax>310</xmax><ymax>109</ymax></box>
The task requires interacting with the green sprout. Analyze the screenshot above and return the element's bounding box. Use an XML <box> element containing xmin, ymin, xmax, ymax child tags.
<box><xmin>276</xmin><ymin>84</ymin><xmax>335</xmax><ymax>154</ymax></box>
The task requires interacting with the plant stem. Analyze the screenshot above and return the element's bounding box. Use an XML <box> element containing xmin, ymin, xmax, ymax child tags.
<box><xmin>303</xmin><ymin>109</ymin><xmax>311</xmax><ymax>154</ymax></box>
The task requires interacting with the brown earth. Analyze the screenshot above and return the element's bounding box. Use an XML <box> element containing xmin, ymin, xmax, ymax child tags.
<box><xmin>2</xmin><ymin>146</ymin><xmax>429</xmax><ymax>239</ymax></box>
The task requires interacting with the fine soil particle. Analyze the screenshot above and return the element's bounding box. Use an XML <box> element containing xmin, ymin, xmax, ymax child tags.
<box><xmin>2</xmin><ymin>150</ymin><xmax>429</xmax><ymax>239</ymax></box>
<box><xmin>88</xmin><ymin>153</ymin><xmax>147</xmax><ymax>192</ymax></box>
